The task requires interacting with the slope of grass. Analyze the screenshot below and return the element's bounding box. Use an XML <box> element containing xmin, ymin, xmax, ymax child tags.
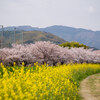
<box><xmin>22</xmin><ymin>31</ymin><xmax>66</xmax><ymax>44</ymax></box>
<box><xmin>0</xmin><ymin>31</ymin><xmax>66</xmax><ymax>47</ymax></box>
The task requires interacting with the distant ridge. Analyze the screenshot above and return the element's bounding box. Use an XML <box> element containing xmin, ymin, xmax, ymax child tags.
<box><xmin>0</xmin><ymin>25</ymin><xmax>39</xmax><ymax>31</ymax></box>
<box><xmin>1</xmin><ymin>25</ymin><xmax>100</xmax><ymax>49</ymax></box>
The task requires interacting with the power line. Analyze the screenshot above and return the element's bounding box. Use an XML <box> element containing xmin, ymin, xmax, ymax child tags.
<box><xmin>14</xmin><ymin>27</ymin><xmax>16</xmax><ymax>44</ymax></box>
<box><xmin>0</xmin><ymin>25</ymin><xmax>3</xmax><ymax>49</ymax></box>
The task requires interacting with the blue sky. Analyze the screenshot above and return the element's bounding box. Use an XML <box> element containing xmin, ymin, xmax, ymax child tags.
<box><xmin>0</xmin><ymin>0</ymin><xmax>100</xmax><ymax>30</ymax></box>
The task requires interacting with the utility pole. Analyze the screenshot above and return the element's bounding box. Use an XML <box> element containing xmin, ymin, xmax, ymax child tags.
<box><xmin>22</xmin><ymin>31</ymin><xmax>23</xmax><ymax>45</ymax></box>
<box><xmin>14</xmin><ymin>27</ymin><xmax>16</xmax><ymax>44</ymax></box>
<box><xmin>0</xmin><ymin>25</ymin><xmax>3</xmax><ymax>49</ymax></box>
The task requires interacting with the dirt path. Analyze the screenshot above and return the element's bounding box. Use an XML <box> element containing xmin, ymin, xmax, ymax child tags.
<box><xmin>80</xmin><ymin>73</ymin><xmax>100</xmax><ymax>100</ymax></box>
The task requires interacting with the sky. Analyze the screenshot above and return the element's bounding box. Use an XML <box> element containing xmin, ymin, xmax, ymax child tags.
<box><xmin>0</xmin><ymin>0</ymin><xmax>100</xmax><ymax>30</ymax></box>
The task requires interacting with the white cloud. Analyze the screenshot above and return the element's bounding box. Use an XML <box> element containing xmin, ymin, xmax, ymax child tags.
<box><xmin>88</xmin><ymin>6</ymin><xmax>95</xmax><ymax>13</ymax></box>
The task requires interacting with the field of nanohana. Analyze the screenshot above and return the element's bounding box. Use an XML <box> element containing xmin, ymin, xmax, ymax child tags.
<box><xmin>0</xmin><ymin>63</ymin><xmax>100</xmax><ymax>100</ymax></box>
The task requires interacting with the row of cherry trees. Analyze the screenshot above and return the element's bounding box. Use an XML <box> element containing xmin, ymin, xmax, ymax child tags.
<box><xmin>0</xmin><ymin>41</ymin><xmax>100</xmax><ymax>66</ymax></box>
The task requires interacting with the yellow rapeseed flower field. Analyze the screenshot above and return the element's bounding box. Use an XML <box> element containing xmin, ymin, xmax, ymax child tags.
<box><xmin>0</xmin><ymin>63</ymin><xmax>100</xmax><ymax>100</ymax></box>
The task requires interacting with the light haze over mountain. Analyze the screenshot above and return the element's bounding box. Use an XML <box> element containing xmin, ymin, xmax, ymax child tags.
<box><xmin>1</xmin><ymin>25</ymin><xmax>100</xmax><ymax>49</ymax></box>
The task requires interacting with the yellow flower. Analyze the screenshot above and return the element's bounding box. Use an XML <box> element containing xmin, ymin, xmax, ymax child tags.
<box><xmin>0</xmin><ymin>63</ymin><xmax>100</xmax><ymax>99</ymax></box>
<box><xmin>22</xmin><ymin>62</ymin><xmax>25</xmax><ymax>66</ymax></box>
<box><xmin>13</xmin><ymin>62</ymin><xmax>16</xmax><ymax>66</ymax></box>
<box><xmin>0</xmin><ymin>62</ymin><xmax>3</xmax><ymax>66</ymax></box>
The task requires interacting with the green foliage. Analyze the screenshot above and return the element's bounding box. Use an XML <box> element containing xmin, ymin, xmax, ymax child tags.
<box><xmin>59</xmin><ymin>41</ymin><xmax>89</xmax><ymax>49</ymax></box>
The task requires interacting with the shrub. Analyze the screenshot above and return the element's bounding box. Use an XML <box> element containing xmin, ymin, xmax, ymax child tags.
<box><xmin>59</xmin><ymin>41</ymin><xmax>89</xmax><ymax>49</ymax></box>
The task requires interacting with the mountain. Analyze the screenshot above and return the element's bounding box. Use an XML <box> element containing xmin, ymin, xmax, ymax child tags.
<box><xmin>1</xmin><ymin>25</ymin><xmax>100</xmax><ymax>49</ymax></box>
<box><xmin>0</xmin><ymin>31</ymin><xmax>66</xmax><ymax>48</ymax></box>
<box><xmin>21</xmin><ymin>31</ymin><xmax>66</xmax><ymax>44</ymax></box>
<box><xmin>40</xmin><ymin>25</ymin><xmax>100</xmax><ymax>49</ymax></box>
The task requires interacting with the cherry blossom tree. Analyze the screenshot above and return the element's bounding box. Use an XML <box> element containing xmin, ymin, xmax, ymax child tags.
<box><xmin>0</xmin><ymin>41</ymin><xmax>100</xmax><ymax>66</ymax></box>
